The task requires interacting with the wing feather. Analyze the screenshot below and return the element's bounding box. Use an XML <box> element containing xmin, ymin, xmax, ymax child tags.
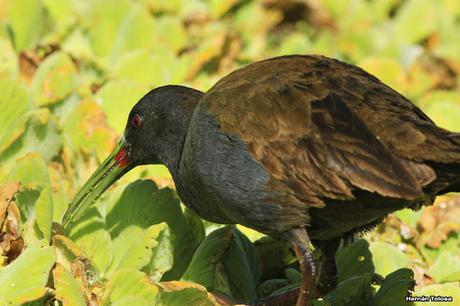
<box><xmin>203</xmin><ymin>55</ymin><xmax>437</xmax><ymax>208</ymax></box>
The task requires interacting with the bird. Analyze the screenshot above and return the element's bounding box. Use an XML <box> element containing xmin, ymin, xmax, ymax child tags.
<box><xmin>62</xmin><ymin>55</ymin><xmax>460</xmax><ymax>306</ymax></box>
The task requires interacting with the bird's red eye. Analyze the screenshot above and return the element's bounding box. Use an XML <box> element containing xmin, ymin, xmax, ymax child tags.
<box><xmin>132</xmin><ymin>114</ymin><xmax>141</xmax><ymax>129</ymax></box>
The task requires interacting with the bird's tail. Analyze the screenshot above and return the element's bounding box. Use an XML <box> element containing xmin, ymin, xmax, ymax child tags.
<box><xmin>443</xmin><ymin>133</ymin><xmax>460</xmax><ymax>193</ymax></box>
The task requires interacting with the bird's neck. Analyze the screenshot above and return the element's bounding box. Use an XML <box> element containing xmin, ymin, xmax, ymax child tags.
<box><xmin>159</xmin><ymin>87</ymin><xmax>204</xmax><ymax>178</ymax></box>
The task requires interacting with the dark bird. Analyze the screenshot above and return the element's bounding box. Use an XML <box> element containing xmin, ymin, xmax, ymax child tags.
<box><xmin>62</xmin><ymin>55</ymin><xmax>460</xmax><ymax>305</ymax></box>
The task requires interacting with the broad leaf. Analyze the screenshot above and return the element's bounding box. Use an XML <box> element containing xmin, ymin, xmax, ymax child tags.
<box><xmin>101</xmin><ymin>269</ymin><xmax>159</xmax><ymax>305</ymax></box>
<box><xmin>0</xmin><ymin>240</ymin><xmax>55</xmax><ymax>304</ymax></box>
<box><xmin>372</xmin><ymin>268</ymin><xmax>415</xmax><ymax>306</ymax></box>
<box><xmin>6</xmin><ymin>0</ymin><xmax>44</xmax><ymax>50</ymax></box>
<box><xmin>0</xmin><ymin>79</ymin><xmax>30</xmax><ymax>156</ymax></box>
<box><xmin>32</xmin><ymin>51</ymin><xmax>78</xmax><ymax>106</ymax></box>
<box><xmin>53</xmin><ymin>263</ymin><xmax>87</xmax><ymax>306</ymax></box>
<box><xmin>428</xmin><ymin>251</ymin><xmax>460</xmax><ymax>283</ymax></box>
<box><xmin>105</xmin><ymin>180</ymin><xmax>205</xmax><ymax>280</ymax></box>
<box><xmin>369</xmin><ymin>242</ymin><xmax>410</xmax><ymax>277</ymax></box>
<box><xmin>336</xmin><ymin>239</ymin><xmax>374</xmax><ymax>282</ymax></box>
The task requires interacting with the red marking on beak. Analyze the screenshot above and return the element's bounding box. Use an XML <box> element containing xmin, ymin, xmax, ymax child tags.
<box><xmin>115</xmin><ymin>147</ymin><xmax>129</xmax><ymax>167</ymax></box>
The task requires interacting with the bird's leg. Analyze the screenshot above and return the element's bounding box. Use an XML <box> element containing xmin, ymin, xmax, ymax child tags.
<box><xmin>289</xmin><ymin>228</ymin><xmax>318</xmax><ymax>306</ymax></box>
<box><xmin>314</xmin><ymin>238</ymin><xmax>341</xmax><ymax>295</ymax></box>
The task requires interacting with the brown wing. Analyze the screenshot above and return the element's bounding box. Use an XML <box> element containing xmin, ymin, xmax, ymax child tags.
<box><xmin>202</xmin><ymin>55</ymin><xmax>446</xmax><ymax>208</ymax></box>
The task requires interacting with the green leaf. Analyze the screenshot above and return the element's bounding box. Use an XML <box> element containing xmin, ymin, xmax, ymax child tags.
<box><xmin>42</xmin><ymin>0</ymin><xmax>76</xmax><ymax>32</ymax></box>
<box><xmin>0</xmin><ymin>37</ymin><xmax>18</xmax><ymax>79</ymax></box>
<box><xmin>157</xmin><ymin>281</ymin><xmax>218</xmax><ymax>306</ymax></box>
<box><xmin>209</xmin><ymin>0</ymin><xmax>238</xmax><ymax>19</ymax></box>
<box><xmin>0</xmin><ymin>79</ymin><xmax>30</xmax><ymax>155</ymax></box>
<box><xmin>34</xmin><ymin>185</ymin><xmax>54</xmax><ymax>241</ymax></box>
<box><xmin>105</xmin><ymin>180</ymin><xmax>204</xmax><ymax>280</ymax></box>
<box><xmin>254</xmin><ymin>236</ymin><xmax>296</xmax><ymax>281</ymax></box>
<box><xmin>394</xmin><ymin>0</ymin><xmax>439</xmax><ymax>45</ymax></box>
<box><xmin>69</xmin><ymin>210</ymin><xmax>114</xmax><ymax>274</ymax></box>
<box><xmin>336</xmin><ymin>239</ymin><xmax>375</xmax><ymax>282</ymax></box>
<box><xmin>62</xmin><ymin>29</ymin><xmax>95</xmax><ymax>61</ymax></box>
<box><xmin>102</xmin><ymin>269</ymin><xmax>159</xmax><ymax>305</ymax></box>
<box><xmin>421</xmin><ymin>91</ymin><xmax>460</xmax><ymax>132</ymax></box>
<box><xmin>421</xmin><ymin>233</ymin><xmax>460</xmax><ymax>265</ymax></box>
<box><xmin>62</xmin><ymin>98</ymin><xmax>116</xmax><ymax>161</ymax></box>
<box><xmin>369</xmin><ymin>242</ymin><xmax>410</xmax><ymax>277</ymax></box>
<box><xmin>0</xmin><ymin>240</ymin><xmax>55</xmax><ymax>304</ymax></box>
<box><xmin>413</xmin><ymin>282</ymin><xmax>460</xmax><ymax>306</ymax></box>
<box><xmin>85</xmin><ymin>0</ymin><xmax>131</xmax><ymax>58</ymax></box>
<box><xmin>181</xmin><ymin>226</ymin><xmax>233</xmax><ymax>296</ymax></box>
<box><xmin>53</xmin><ymin>264</ymin><xmax>86</xmax><ymax>306</ymax></box>
<box><xmin>153</xmin><ymin>16</ymin><xmax>187</xmax><ymax>53</ymax></box>
<box><xmin>32</xmin><ymin>51</ymin><xmax>78</xmax><ymax>106</ymax></box>
<box><xmin>8</xmin><ymin>152</ymin><xmax>50</xmax><ymax>190</ymax></box>
<box><xmin>107</xmin><ymin>223</ymin><xmax>167</xmax><ymax>275</ymax></box>
<box><xmin>393</xmin><ymin>208</ymin><xmax>422</xmax><ymax>229</ymax></box>
<box><xmin>320</xmin><ymin>273</ymin><xmax>373</xmax><ymax>306</ymax></box>
<box><xmin>428</xmin><ymin>251</ymin><xmax>460</xmax><ymax>283</ymax></box>
<box><xmin>95</xmin><ymin>80</ymin><xmax>149</xmax><ymax>133</ymax></box>
<box><xmin>224</xmin><ymin>227</ymin><xmax>261</xmax><ymax>302</ymax></box>
<box><xmin>113</xmin><ymin>48</ymin><xmax>189</xmax><ymax>87</ymax></box>
<box><xmin>145</xmin><ymin>225</ymin><xmax>174</xmax><ymax>281</ymax></box>
<box><xmin>372</xmin><ymin>268</ymin><xmax>415</xmax><ymax>306</ymax></box>
<box><xmin>182</xmin><ymin>226</ymin><xmax>261</xmax><ymax>302</ymax></box>
<box><xmin>86</xmin><ymin>0</ymin><xmax>155</xmax><ymax>64</ymax></box>
<box><xmin>6</xmin><ymin>0</ymin><xmax>45</xmax><ymax>50</ymax></box>
<box><xmin>0</xmin><ymin>114</ymin><xmax>62</xmax><ymax>169</ymax></box>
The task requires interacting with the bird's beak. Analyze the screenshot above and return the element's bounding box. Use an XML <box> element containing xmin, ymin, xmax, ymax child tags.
<box><xmin>62</xmin><ymin>139</ymin><xmax>132</xmax><ymax>229</ymax></box>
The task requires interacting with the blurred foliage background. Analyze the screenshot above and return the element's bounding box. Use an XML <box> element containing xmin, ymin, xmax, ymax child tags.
<box><xmin>0</xmin><ymin>0</ymin><xmax>459</xmax><ymax>305</ymax></box>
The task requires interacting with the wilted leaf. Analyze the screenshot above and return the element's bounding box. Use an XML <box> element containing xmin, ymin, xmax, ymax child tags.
<box><xmin>53</xmin><ymin>234</ymin><xmax>84</xmax><ymax>268</ymax></box>
<box><xmin>158</xmin><ymin>281</ymin><xmax>219</xmax><ymax>306</ymax></box>
<box><xmin>63</xmin><ymin>98</ymin><xmax>117</xmax><ymax>161</ymax></box>
<box><xmin>0</xmin><ymin>239</ymin><xmax>55</xmax><ymax>304</ymax></box>
<box><xmin>0</xmin><ymin>182</ymin><xmax>23</xmax><ymax>264</ymax></box>
<box><xmin>32</xmin><ymin>51</ymin><xmax>78</xmax><ymax>106</ymax></box>
<box><xmin>53</xmin><ymin>263</ymin><xmax>86</xmax><ymax>306</ymax></box>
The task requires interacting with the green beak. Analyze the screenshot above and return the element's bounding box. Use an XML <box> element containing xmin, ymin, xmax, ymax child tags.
<box><xmin>62</xmin><ymin>140</ymin><xmax>132</xmax><ymax>229</ymax></box>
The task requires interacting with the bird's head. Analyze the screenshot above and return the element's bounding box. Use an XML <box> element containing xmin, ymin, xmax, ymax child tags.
<box><xmin>62</xmin><ymin>85</ymin><xmax>203</xmax><ymax>228</ymax></box>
